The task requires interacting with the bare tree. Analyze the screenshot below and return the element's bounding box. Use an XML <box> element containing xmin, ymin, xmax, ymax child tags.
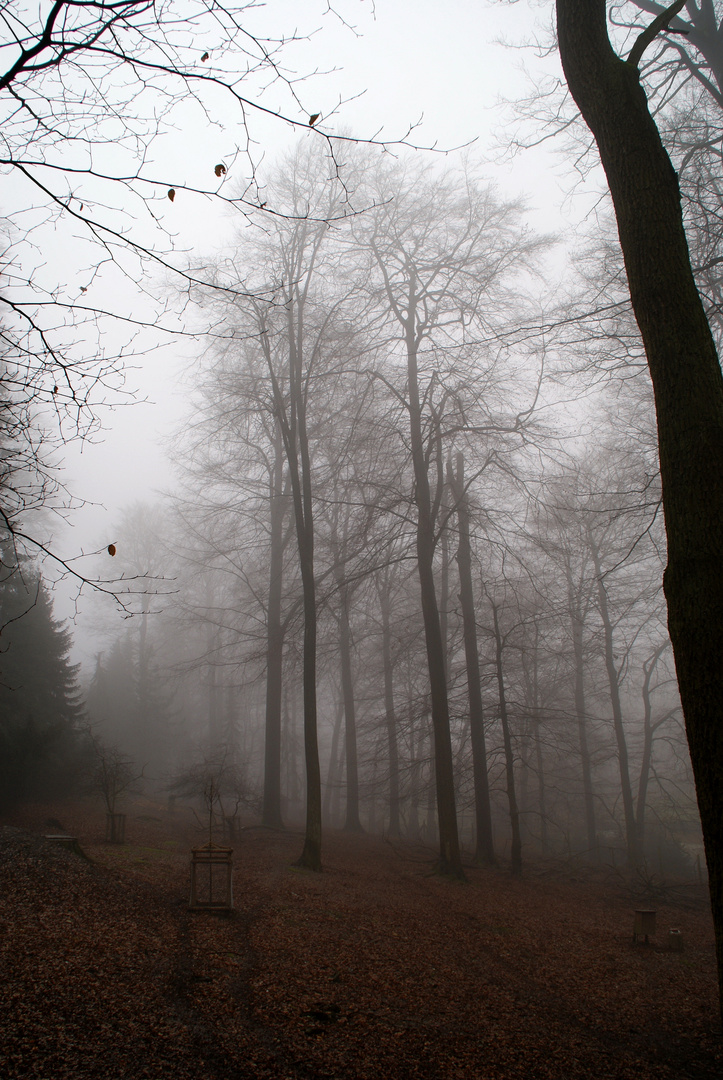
<box><xmin>90</xmin><ymin>735</ymin><xmax>143</xmax><ymax>839</ymax></box>
<box><xmin>0</xmin><ymin>1</ymin><xmax>381</xmax><ymax>590</ymax></box>
<box><xmin>447</xmin><ymin>451</ymin><xmax>495</xmax><ymax>865</ymax></box>
<box><xmin>359</xmin><ymin>157</ymin><xmax>545</xmax><ymax>877</ymax></box>
<box><xmin>557</xmin><ymin>0</ymin><xmax>723</xmax><ymax>1012</ymax></box>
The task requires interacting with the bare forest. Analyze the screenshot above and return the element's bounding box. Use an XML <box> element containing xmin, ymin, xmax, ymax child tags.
<box><xmin>2</xmin><ymin>3</ymin><xmax>723</xmax><ymax>1077</ymax></box>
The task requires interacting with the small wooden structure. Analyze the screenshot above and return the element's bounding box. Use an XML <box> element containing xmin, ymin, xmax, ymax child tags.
<box><xmin>43</xmin><ymin>835</ymin><xmax>89</xmax><ymax>861</ymax></box>
<box><xmin>105</xmin><ymin>813</ymin><xmax>126</xmax><ymax>844</ymax></box>
<box><xmin>633</xmin><ymin>909</ymin><xmax>657</xmax><ymax>944</ymax></box>
<box><xmin>44</xmin><ymin>834</ymin><xmax>79</xmax><ymax>851</ymax></box>
<box><xmin>189</xmin><ymin>842</ymin><xmax>234</xmax><ymax>910</ymax></box>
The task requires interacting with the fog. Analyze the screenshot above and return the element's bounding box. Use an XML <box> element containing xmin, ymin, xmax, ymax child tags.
<box><xmin>1</xmin><ymin>0</ymin><xmax>707</xmax><ymax>881</ymax></box>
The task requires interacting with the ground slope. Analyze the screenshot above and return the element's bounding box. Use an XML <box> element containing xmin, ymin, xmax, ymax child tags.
<box><xmin>0</xmin><ymin>801</ymin><xmax>720</xmax><ymax>1079</ymax></box>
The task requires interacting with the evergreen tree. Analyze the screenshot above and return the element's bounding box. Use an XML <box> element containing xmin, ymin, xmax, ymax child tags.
<box><xmin>0</xmin><ymin>552</ymin><xmax>84</xmax><ymax>808</ymax></box>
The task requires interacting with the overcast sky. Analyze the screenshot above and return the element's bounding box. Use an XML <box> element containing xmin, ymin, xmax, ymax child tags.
<box><xmin>48</xmin><ymin>0</ymin><xmax>578</xmax><ymax>645</ymax></box>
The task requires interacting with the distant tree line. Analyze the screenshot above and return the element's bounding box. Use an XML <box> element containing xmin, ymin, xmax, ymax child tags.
<box><xmin>0</xmin><ymin>547</ymin><xmax>85</xmax><ymax>809</ymax></box>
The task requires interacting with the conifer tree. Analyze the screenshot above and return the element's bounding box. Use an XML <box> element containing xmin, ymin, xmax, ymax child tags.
<box><xmin>0</xmin><ymin>552</ymin><xmax>84</xmax><ymax>807</ymax></box>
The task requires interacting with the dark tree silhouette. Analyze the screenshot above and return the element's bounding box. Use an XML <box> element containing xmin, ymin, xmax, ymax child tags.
<box><xmin>557</xmin><ymin>0</ymin><xmax>723</xmax><ymax>1015</ymax></box>
<box><xmin>0</xmin><ymin>551</ymin><xmax>84</xmax><ymax>807</ymax></box>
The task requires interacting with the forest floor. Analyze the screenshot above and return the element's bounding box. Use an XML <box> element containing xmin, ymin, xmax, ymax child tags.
<box><xmin>0</xmin><ymin>798</ymin><xmax>721</xmax><ymax>1080</ymax></box>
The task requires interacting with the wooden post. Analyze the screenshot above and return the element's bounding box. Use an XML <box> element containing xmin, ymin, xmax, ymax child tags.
<box><xmin>633</xmin><ymin>909</ymin><xmax>657</xmax><ymax>944</ymax></box>
<box><xmin>105</xmin><ymin>813</ymin><xmax>126</xmax><ymax>844</ymax></box>
<box><xmin>189</xmin><ymin>843</ymin><xmax>234</xmax><ymax>910</ymax></box>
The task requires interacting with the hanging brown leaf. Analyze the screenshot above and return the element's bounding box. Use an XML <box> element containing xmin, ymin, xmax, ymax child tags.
<box><xmin>308</xmin><ymin>113</ymin><xmax>320</xmax><ymax>126</ymax></box>
<box><xmin>201</xmin><ymin>51</ymin><xmax>209</xmax><ymax>61</ymax></box>
<box><xmin>107</xmin><ymin>544</ymin><xmax>116</xmax><ymax>557</ymax></box>
<box><xmin>214</xmin><ymin>163</ymin><xmax>226</xmax><ymax>177</ymax></box>
<box><xmin>167</xmin><ymin>188</ymin><xmax>175</xmax><ymax>202</ymax></box>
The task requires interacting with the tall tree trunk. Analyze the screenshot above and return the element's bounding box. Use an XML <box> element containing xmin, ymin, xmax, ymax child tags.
<box><xmin>425</xmin><ymin>718</ymin><xmax>438</xmax><ymax>845</ymax></box>
<box><xmin>283</xmin><ymin>686</ymin><xmax>300</xmax><ymax>819</ymax></box>
<box><xmin>262</xmin><ymin>290</ymin><xmax>322</xmax><ymax>870</ymax></box>
<box><xmin>330</xmin><ymin>733</ymin><xmax>345</xmax><ymax>827</ymax></box>
<box><xmin>449</xmin><ymin>452</ymin><xmax>495</xmax><ymax>864</ymax></box>
<box><xmin>262</xmin><ymin>428</ymin><xmax>287</xmax><ymax>828</ymax></box>
<box><xmin>557</xmin><ymin>0</ymin><xmax>723</xmax><ymax>1010</ymax></box>
<box><xmin>524</xmin><ymin>621</ymin><xmax>549</xmax><ymax>855</ymax></box>
<box><xmin>338</xmin><ymin>582</ymin><xmax>363</xmax><ymax>832</ymax></box>
<box><xmin>292</xmin><ymin>410</ymin><xmax>322</xmax><ymax>870</ymax></box>
<box><xmin>207</xmin><ymin>618</ymin><xmax>220</xmax><ymax>749</ymax></box>
<box><xmin>379</xmin><ymin>576</ymin><xmax>401</xmax><ymax>837</ymax></box>
<box><xmin>329</xmin><ymin>502</ymin><xmax>363</xmax><ymax>834</ymax></box>
<box><xmin>566</xmin><ymin>563</ymin><xmax>598</xmax><ymax>860</ymax></box>
<box><xmin>404</xmin><ymin>310</ymin><xmax>464</xmax><ymax>878</ymax></box>
<box><xmin>323</xmin><ymin>694</ymin><xmax>345</xmax><ymax>824</ymax></box>
<box><xmin>137</xmin><ymin>595</ymin><xmax>150</xmax><ymax>736</ymax></box>
<box><xmin>492</xmin><ymin>602</ymin><xmax>522</xmax><ymax>877</ymax></box>
<box><xmin>439</xmin><ymin>505</ymin><xmax>451</xmax><ymax>683</ymax></box>
<box><xmin>408</xmin><ymin>698</ymin><xmax>424</xmax><ymax>841</ymax></box>
<box><xmin>636</xmin><ymin>642</ymin><xmax>669</xmax><ymax>853</ymax></box>
<box><xmin>589</xmin><ymin>533</ymin><xmax>640</xmax><ymax>866</ymax></box>
<box><xmin>533</xmin><ymin>719</ymin><xmax>548</xmax><ymax>855</ymax></box>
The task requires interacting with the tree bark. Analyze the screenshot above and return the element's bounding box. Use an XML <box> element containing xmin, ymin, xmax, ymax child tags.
<box><xmin>636</xmin><ymin>642</ymin><xmax>670</xmax><ymax>852</ymax></box>
<box><xmin>533</xmin><ymin>719</ymin><xmax>548</xmax><ymax>855</ymax></box>
<box><xmin>557</xmin><ymin>0</ymin><xmax>723</xmax><ymax>1012</ymax></box>
<box><xmin>291</xmin><ymin>363</ymin><xmax>322</xmax><ymax>871</ymax></box>
<box><xmin>338</xmin><ymin>582</ymin><xmax>363</xmax><ymax>832</ymax></box>
<box><xmin>262</xmin><ymin>427</ymin><xmax>286</xmax><ymax>829</ymax></box>
<box><xmin>565</xmin><ymin>562</ymin><xmax>599</xmax><ymax>860</ymax></box>
<box><xmin>329</xmin><ymin>502</ymin><xmax>363</xmax><ymax>834</ymax></box>
<box><xmin>405</xmin><ymin>311</ymin><xmax>464</xmax><ymax>878</ymax></box>
<box><xmin>261</xmin><ymin>277</ymin><xmax>323</xmax><ymax>870</ymax></box>
<box><xmin>492</xmin><ymin>601</ymin><xmax>522</xmax><ymax>877</ymax></box>
<box><xmin>589</xmin><ymin>533</ymin><xmax>640</xmax><ymax>866</ymax></box>
<box><xmin>323</xmin><ymin>695</ymin><xmax>345</xmax><ymax>825</ymax></box>
<box><xmin>523</xmin><ymin>620</ymin><xmax>549</xmax><ymax>856</ymax></box>
<box><xmin>449</xmin><ymin>452</ymin><xmax>495</xmax><ymax>864</ymax></box>
<box><xmin>379</xmin><ymin>575</ymin><xmax>401</xmax><ymax>837</ymax></box>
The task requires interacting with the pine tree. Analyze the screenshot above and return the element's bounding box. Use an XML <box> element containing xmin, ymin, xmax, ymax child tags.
<box><xmin>0</xmin><ymin>553</ymin><xmax>84</xmax><ymax>808</ymax></box>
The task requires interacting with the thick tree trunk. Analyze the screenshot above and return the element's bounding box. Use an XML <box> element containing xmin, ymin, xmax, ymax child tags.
<box><xmin>557</xmin><ymin>0</ymin><xmax>723</xmax><ymax>1012</ymax></box>
<box><xmin>449</xmin><ymin>453</ymin><xmax>495</xmax><ymax>864</ymax></box>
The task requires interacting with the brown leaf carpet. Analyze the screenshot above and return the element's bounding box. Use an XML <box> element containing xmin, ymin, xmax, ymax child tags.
<box><xmin>1</xmin><ymin>801</ymin><xmax>720</xmax><ymax>1079</ymax></box>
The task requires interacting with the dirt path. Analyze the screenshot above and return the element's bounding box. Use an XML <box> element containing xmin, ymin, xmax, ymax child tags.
<box><xmin>1</xmin><ymin>801</ymin><xmax>721</xmax><ymax>1078</ymax></box>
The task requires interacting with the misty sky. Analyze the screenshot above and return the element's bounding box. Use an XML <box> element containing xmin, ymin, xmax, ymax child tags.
<box><xmin>47</xmin><ymin>0</ymin><xmax>578</xmax><ymax>645</ymax></box>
